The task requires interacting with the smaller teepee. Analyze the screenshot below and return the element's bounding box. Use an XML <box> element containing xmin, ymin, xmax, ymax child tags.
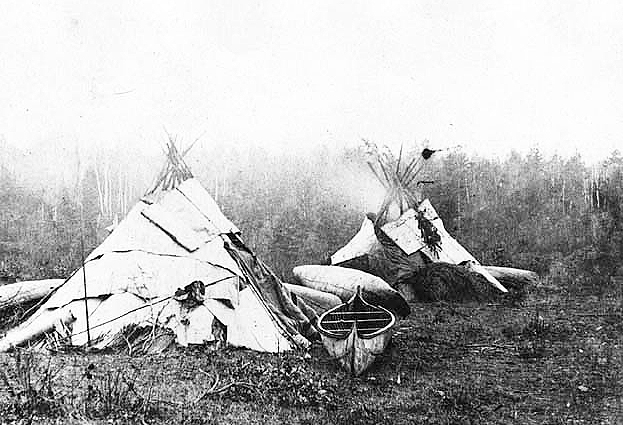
<box><xmin>331</xmin><ymin>142</ymin><xmax>507</xmax><ymax>300</ymax></box>
<box><xmin>0</xmin><ymin>140</ymin><xmax>313</xmax><ymax>353</ymax></box>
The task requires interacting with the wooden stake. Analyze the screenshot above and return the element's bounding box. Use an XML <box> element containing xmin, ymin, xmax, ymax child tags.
<box><xmin>80</xmin><ymin>204</ymin><xmax>91</xmax><ymax>347</ymax></box>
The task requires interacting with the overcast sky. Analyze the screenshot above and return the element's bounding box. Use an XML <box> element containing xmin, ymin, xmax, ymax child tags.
<box><xmin>1</xmin><ymin>1</ymin><xmax>622</xmax><ymax>162</ymax></box>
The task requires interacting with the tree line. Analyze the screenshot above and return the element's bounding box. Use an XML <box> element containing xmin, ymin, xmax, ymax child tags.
<box><xmin>0</xmin><ymin>141</ymin><xmax>621</xmax><ymax>290</ymax></box>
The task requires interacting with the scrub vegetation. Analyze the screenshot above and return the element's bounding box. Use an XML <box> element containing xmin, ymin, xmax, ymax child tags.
<box><xmin>1</xmin><ymin>288</ymin><xmax>622</xmax><ymax>424</ymax></box>
<box><xmin>1</xmin><ymin>142</ymin><xmax>623</xmax><ymax>423</ymax></box>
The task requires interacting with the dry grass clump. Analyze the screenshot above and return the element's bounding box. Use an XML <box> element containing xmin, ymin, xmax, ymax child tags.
<box><xmin>397</xmin><ymin>262</ymin><xmax>507</xmax><ymax>302</ymax></box>
<box><xmin>77</xmin><ymin>361</ymin><xmax>168</xmax><ymax>421</ymax></box>
<box><xmin>0</xmin><ymin>350</ymin><xmax>170</xmax><ymax>424</ymax></box>
<box><xmin>0</xmin><ymin>350</ymin><xmax>65</xmax><ymax>420</ymax></box>
<box><xmin>0</xmin><ymin>300</ymin><xmax>39</xmax><ymax>335</ymax></box>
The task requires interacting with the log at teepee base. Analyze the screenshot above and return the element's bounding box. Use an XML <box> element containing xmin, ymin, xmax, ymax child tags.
<box><xmin>482</xmin><ymin>266</ymin><xmax>539</xmax><ymax>291</ymax></box>
<box><xmin>0</xmin><ymin>279</ymin><xmax>65</xmax><ymax>312</ymax></box>
<box><xmin>0</xmin><ymin>307</ymin><xmax>75</xmax><ymax>352</ymax></box>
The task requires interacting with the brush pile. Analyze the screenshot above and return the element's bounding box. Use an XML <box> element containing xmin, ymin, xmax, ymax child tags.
<box><xmin>395</xmin><ymin>262</ymin><xmax>501</xmax><ymax>302</ymax></box>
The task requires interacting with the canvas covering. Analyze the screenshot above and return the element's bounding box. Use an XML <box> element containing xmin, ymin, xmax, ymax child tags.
<box><xmin>7</xmin><ymin>178</ymin><xmax>311</xmax><ymax>353</ymax></box>
<box><xmin>331</xmin><ymin>199</ymin><xmax>507</xmax><ymax>293</ymax></box>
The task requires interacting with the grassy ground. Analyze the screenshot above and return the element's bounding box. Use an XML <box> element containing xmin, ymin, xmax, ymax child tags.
<box><xmin>1</xmin><ymin>286</ymin><xmax>623</xmax><ymax>424</ymax></box>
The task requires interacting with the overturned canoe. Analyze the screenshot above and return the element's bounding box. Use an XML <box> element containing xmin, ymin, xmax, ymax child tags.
<box><xmin>293</xmin><ymin>265</ymin><xmax>410</xmax><ymax>317</ymax></box>
<box><xmin>482</xmin><ymin>266</ymin><xmax>539</xmax><ymax>288</ymax></box>
<box><xmin>0</xmin><ymin>279</ymin><xmax>65</xmax><ymax>312</ymax></box>
<box><xmin>284</xmin><ymin>283</ymin><xmax>343</xmax><ymax>316</ymax></box>
<box><xmin>318</xmin><ymin>287</ymin><xmax>395</xmax><ymax>376</ymax></box>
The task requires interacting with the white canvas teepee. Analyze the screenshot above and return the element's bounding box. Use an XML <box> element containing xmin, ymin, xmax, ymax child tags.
<box><xmin>331</xmin><ymin>142</ymin><xmax>507</xmax><ymax>298</ymax></box>
<box><xmin>333</xmin><ymin>200</ymin><xmax>508</xmax><ymax>294</ymax></box>
<box><xmin>0</xmin><ymin>142</ymin><xmax>311</xmax><ymax>353</ymax></box>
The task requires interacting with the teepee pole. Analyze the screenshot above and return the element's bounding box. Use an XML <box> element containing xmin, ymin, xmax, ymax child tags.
<box><xmin>396</xmin><ymin>144</ymin><xmax>403</xmax><ymax>176</ymax></box>
<box><xmin>80</xmin><ymin>204</ymin><xmax>92</xmax><ymax>347</ymax></box>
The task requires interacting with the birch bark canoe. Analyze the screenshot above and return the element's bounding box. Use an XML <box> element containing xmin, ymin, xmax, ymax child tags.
<box><xmin>0</xmin><ymin>307</ymin><xmax>75</xmax><ymax>352</ymax></box>
<box><xmin>284</xmin><ymin>283</ymin><xmax>342</xmax><ymax>316</ymax></box>
<box><xmin>317</xmin><ymin>287</ymin><xmax>395</xmax><ymax>376</ymax></box>
<box><xmin>293</xmin><ymin>265</ymin><xmax>410</xmax><ymax>317</ymax></box>
<box><xmin>482</xmin><ymin>266</ymin><xmax>539</xmax><ymax>288</ymax></box>
<box><xmin>0</xmin><ymin>279</ymin><xmax>64</xmax><ymax>311</ymax></box>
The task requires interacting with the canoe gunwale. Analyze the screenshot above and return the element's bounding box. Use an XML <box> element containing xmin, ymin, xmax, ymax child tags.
<box><xmin>317</xmin><ymin>289</ymin><xmax>396</xmax><ymax>340</ymax></box>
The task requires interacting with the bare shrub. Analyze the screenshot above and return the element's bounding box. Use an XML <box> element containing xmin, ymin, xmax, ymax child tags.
<box><xmin>77</xmin><ymin>362</ymin><xmax>167</xmax><ymax>421</ymax></box>
<box><xmin>0</xmin><ymin>349</ymin><xmax>65</xmax><ymax>419</ymax></box>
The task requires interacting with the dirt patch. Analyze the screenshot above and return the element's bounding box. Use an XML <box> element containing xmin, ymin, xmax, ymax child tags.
<box><xmin>1</xmin><ymin>288</ymin><xmax>622</xmax><ymax>424</ymax></box>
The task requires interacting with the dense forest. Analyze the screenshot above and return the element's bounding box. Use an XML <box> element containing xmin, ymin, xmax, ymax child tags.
<box><xmin>1</xmin><ymin>140</ymin><xmax>622</xmax><ymax>292</ymax></box>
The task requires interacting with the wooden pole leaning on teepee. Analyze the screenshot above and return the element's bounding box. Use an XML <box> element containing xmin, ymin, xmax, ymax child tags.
<box><xmin>80</xmin><ymin>203</ymin><xmax>91</xmax><ymax>347</ymax></box>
